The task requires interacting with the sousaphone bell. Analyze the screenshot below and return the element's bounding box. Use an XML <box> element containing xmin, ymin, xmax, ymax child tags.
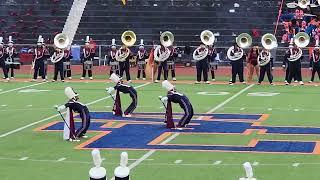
<box><xmin>54</xmin><ymin>33</ymin><xmax>70</xmax><ymax>49</ymax></box>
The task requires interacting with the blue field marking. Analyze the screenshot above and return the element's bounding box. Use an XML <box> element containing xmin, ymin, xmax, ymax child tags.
<box><xmin>40</xmin><ymin>112</ymin><xmax>320</xmax><ymax>154</ymax></box>
<box><xmin>75</xmin><ymin>112</ymin><xmax>262</xmax><ymax>121</ymax></box>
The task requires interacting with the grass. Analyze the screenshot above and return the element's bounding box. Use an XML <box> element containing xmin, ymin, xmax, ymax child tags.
<box><xmin>1</xmin><ymin>79</ymin><xmax>320</xmax><ymax>180</ymax></box>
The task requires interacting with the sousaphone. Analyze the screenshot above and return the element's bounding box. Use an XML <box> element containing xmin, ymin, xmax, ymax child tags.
<box><xmin>116</xmin><ymin>31</ymin><xmax>136</xmax><ymax>62</ymax></box>
<box><xmin>227</xmin><ymin>33</ymin><xmax>252</xmax><ymax>61</ymax></box>
<box><xmin>154</xmin><ymin>31</ymin><xmax>174</xmax><ymax>62</ymax></box>
<box><xmin>193</xmin><ymin>30</ymin><xmax>215</xmax><ymax>62</ymax></box>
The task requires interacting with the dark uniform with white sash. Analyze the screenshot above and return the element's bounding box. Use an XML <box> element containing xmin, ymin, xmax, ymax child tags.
<box><xmin>64</xmin><ymin>99</ymin><xmax>91</xmax><ymax>138</ymax></box>
<box><xmin>81</xmin><ymin>46</ymin><xmax>95</xmax><ymax>78</ymax></box>
<box><xmin>167</xmin><ymin>90</ymin><xmax>194</xmax><ymax>128</ymax></box>
<box><xmin>63</xmin><ymin>49</ymin><xmax>73</xmax><ymax>79</ymax></box>
<box><xmin>0</xmin><ymin>46</ymin><xmax>8</xmax><ymax>79</ymax></box>
<box><xmin>33</xmin><ymin>46</ymin><xmax>47</xmax><ymax>80</ymax></box>
<box><xmin>136</xmin><ymin>48</ymin><xmax>148</xmax><ymax>79</ymax></box>
<box><xmin>114</xmin><ymin>83</ymin><xmax>137</xmax><ymax>115</ymax></box>
<box><xmin>5</xmin><ymin>46</ymin><xmax>18</xmax><ymax>78</ymax></box>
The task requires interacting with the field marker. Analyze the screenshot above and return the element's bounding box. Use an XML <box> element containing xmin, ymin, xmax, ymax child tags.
<box><xmin>0</xmin><ymin>82</ymin><xmax>151</xmax><ymax>138</ymax></box>
<box><xmin>252</xmin><ymin>162</ymin><xmax>259</xmax><ymax>166</ymax></box>
<box><xmin>27</xmin><ymin>105</ymin><xmax>33</xmax><ymax>107</ymax></box>
<box><xmin>267</xmin><ymin>108</ymin><xmax>272</xmax><ymax>111</ymax></box>
<box><xmin>213</xmin><ymin>160</ymin><xmax>222</xmax><ymax>165</ymax></box>
<box><xmin>292</xmin><ymin>163</ymin><xmax>300</xmax><ymax>167</ymax></box>
<box><xmin>57</xmin><ymin>158</ymin><xmax>66</xmax><ymax>162</ymax></box>
<box><xmin>0</xmin><ymin>82</ymin><xmax>47</xmax><ymax>95</ymax></box>
<box><xmin>174</xmin><ymin>160</ymin><xmax>183</xmax><ymax>164</ymax></box>
<box><xmin>240</xmin><ymin>108</ymin><xmax>245</xmax><ymax>110</ymax></box>
<box><xmin>294</xmin><ymin>109</ymin><xmax>299</xmax><ymax>112</ymax></box>
<box><xmin>111</xmin><ymin>84</ymin><xmax>255</xmax><ymax>179</ymax></box>
<box><xmin>19</xmin><ymin>157</ymin><xmax>29</xmax><ymax>161</ymax></box>
<box><xmin>129</xmin><ymin>159</ymin><xmax>154</xmax><ymax>161</ymax></box>
<box><xmin>1</xmin><ymin>105</ymin><xmax>7</xmax><ymax>107</ymax></box>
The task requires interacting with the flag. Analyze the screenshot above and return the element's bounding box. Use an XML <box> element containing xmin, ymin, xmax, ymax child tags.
<box><xmin>146</xmin><ymin>47</ymin><xmax>157</xmax><ymax>81</ymax></box>
<box><xmin>121</xmin><ymin>0</ymin><xmax>127</xmax><ymax>5</ymax></box>
<box><xmin>113</xmin><ymin>90</ymin><xmax>122</xmax><ymax>116</ymax></box>
<box><xmin>165</xmin><ymin>101</ymin><xmax>175</xmax><ymax>128</ymax></box>
<box><xmin>63</xmin><ymin>108</ymin><xmax>75</xmax><ymax>140</ymax></box>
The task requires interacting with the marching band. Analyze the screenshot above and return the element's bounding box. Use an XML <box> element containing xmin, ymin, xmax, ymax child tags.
<box><xmin>0</xmin><ymin>30</ymin><xmax>319</xmax><ymax>86</ymax></box>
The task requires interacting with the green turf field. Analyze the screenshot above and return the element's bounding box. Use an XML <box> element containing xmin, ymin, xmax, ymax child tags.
<box><xmin>1</xmin><ymin>81</ymin><xmax>320</xmax><ymax>180</ymax></box>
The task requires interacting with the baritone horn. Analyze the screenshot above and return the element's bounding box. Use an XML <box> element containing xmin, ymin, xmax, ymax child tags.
<box><xmin>294</xmin><ymin>32</ymin><xmax>310</xmax><ymax>48</ymax></box>
<box><xmin>261</xmin><ymin>33</ymin><xmax>278</xmax><ymax>50</ymax></box>
<box><xmin>121</xmin><ymin>30</ymin><xmax>136</xmax><ymax>47</ymax></box>
<box><xmin>236</xmin><ymin>33</ymin><xmax>252</xmax><ymax>48</ymax></box>
<box><xmin>298</xmin><ymin>0</ymin><xmax>310</xmax><ymax>8</ymax></box>
<box><xmin>54</xmin><ymin>33</ymin><xmax>70</xmax><ymax>49</ymax></box>
<box><xmin>160</xmin><ymin>31</ymin><xmax>174</xmax><ymax>47</ymax></box>
<box><xmin>200</xmin><ymin>30</ymin><xmax>215</xmax><ymax>45</ymax></box>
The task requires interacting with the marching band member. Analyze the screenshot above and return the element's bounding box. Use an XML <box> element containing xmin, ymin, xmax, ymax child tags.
<box><xmin>42</xmin><ymin>38</ymin><xmax>50</xmax><ymax>79</ymax></box>
<box><xmin>136</xmin><ymin>39</ymin><xmax>148</xmax><ymax>80</ymax></box>
<box><xmin>51</xmin><ymin>48</ymin><xmax>65</xmax><ymax>82</ymax></box>
<box><xmin>228</xmin><ymin>43</ymin><xmax>246</xmax><ymax>85</ymax></box>
<box><xmin>107</xmin><ymin>73</ymin><xmax>137</xmax><ymax>117</ymax></box>
<box><xmin>56</xmin><ymin>87</ymin><xmax>91</xmax><ymax>139</ymax></box>
<box><xmin>63</xmin><ymin>46</ymin><xmax>73</xmax><ymax>80</ymax></box>
<box><xmin>160</xmin><ymin>80</ymin><xmax>194</xmax><ymax>128</ymax></box>
<box><xmin>167</xmin><ymin>46</ymin><xmax>177</xmax><ymax>81</ymax></box>
<box><xmin>194</xmin><ymin>43</ymin><xmax>209</xmax><ymax>84</ymax></box>
<box><xmin>284</xmin><ymin>40</ymin><xmax>304</xmax><ymax>85</ymax></box>
<box><xmin>6</xmin><ymin>36</ymin><xmax>18</xmax><ymax>79</ymax></box>
<box><xmin>32</xmin><ymin>36</ymin><xmax>47</xmax><ymax>81</ymax></box>
<box><xmin>246</xmin><ymin>46</ymin><xmax>260</xmax><ymax>82</ymax></box>
<box><xmin>0</xmin><ymin>37</ymin><xmax>9</xmax><ymax>81</ymax></box>
<box><xmin>108</xmin><ymin>39</ymin><xmax>119</xmax><ymax>76</ymax></box>
<box><xmin>117</xmin><ymin>44</ymin><xmax>132</xmax><ymax>82</ymax></box>
<box><xmin>309</xmin><ymin>42</ymin><xmax>320</xmax><ymax>83</ymax></box>
<box><xmin>257</xmin><ymin>49</ymin><xmax>274</xmax><ymax>85</ymax></box>
<box><xmin>81</xmin><ymin>36</ymin><xmax>95</xmax><ymax>80</ymax></box>
<box><xmin>154</xmin><ymin>44</ymin><xmax>169</xmax><ymax>82</ymax></box>
<box><xmin>208</xmin><ymin>44</ymin><xmax>217</xmax><ymax>81</ymax></box>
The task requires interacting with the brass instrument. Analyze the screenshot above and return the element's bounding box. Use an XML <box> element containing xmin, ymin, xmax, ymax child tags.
<box><xmin>227</xmin><ymin>33</ymin><xmax>252</xmax><ymax>61</ymax></box>
<box><xmin>294</xmin><ymin>32</ymin><xmax>310</xmax><ymax>48</ymax></box>
<box><xmin>193</xmin><ymin>30</ymin><xmax>215</xmax><ymax>62</ymax></box>
<box><xmin>298</xmin><ymin>0</ymin><xmax>310</xmax><ymax>8</ymax></box>
<box><xmin>154</xmin><ymin>31</ymin><xmax>174</xmax><ymax>62</ymax></box>
<box><xmin>54</xmin><ymin>33</ymin><xmax>70</xmax><ymax>49</ymax></box>
<box><xmin>261</xmin><ymin>33</ymin><xmax>278</xmax><ymax>50</ymax></box>
<box><xmin>50</xmin><ymin>49</ymin><xmax>64</xmax><ymax>63</ymax></box>
<box><xmin>116</xmin><ymin>31</ymin><xmax>136</xmax><ymax>62</ymax></box>
<box><xmin>258</xmin><ymin>49</ymin><xmax>271</xmax><ymax>66</ymax></box>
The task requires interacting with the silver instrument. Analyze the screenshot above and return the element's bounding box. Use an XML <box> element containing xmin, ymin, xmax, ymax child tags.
<box><xmin>258</xmin><ymin>50</ymin><xmax>271</xmax><ymax>66</ymax></box>
<box><xmin>227</xmin><ymin>33</ymin><xmax>252</xmax><ymax>61</ymax></box>
<box><xmin>116</xmin><ymin>31</ymin><xmax>136</xmax><ymax>62</ymax></box>
<box><xmin>154</xmin><ymin>31</ymin><xmax>174</xmax><ymax>62</ymax></box>
<box><xmin>298</xmin><ymin>0</ymin><xmax>310</xmax><ymax>8</ymax></box>
<box><xmin>193</xmin><ymin>30</ymin><xmax>215</xmax><ymax>62</ymax></box>
<box><xmin>54</xmin><ymin>33</ymin><xmax>70</xmax><ymax>49</ymax></box>
<box><xmin>84</xmin><ymin>60</ymin><xmax>93</xmax><ymax>70</ymax></box>
<box><xmin>50</xmin><ymin>50</ymin><xmax>64</xmax><ymax>63</ymax></box>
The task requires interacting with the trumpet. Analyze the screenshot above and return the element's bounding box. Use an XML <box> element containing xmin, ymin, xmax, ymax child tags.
<box><xmin>193</xmin><ymin>30</ymin><xmax>215</xmax><ymax>62</ymax></box>
<box><xmin>154</xmin><ymin>31</ymin><xmax>174</xmax><ymax>62</ymax></box>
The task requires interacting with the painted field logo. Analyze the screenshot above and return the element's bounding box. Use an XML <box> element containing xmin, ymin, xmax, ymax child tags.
<box><xmin>35</xmin><ymin>112</ymin><xmax>320</xmax><ymax>154</ymax></box>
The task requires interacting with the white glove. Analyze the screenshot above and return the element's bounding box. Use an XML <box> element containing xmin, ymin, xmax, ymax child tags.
<box><xmin>309</xmin><ymin>67</ymin><xmax>313</xmax><ymax>70</ymax></box>
<box><xmin>161</xmin><ymin>97</ymin><xmax>168</xmax><ymax>104</ymax></box>
<box><xmin>106</xmin><ymin>87</ymin><xmax>114</xmax><ymax>94</ymax></box>
<box><xmin>282</xmin><ymin>65</ymin><xmax>286</xmax><ymax>68</ymax></box>
<box><xmin>56</xmin><ymin>105</ymin><xmax>66</xmax><ymax>112</ymax></box>
<box><xmin>158</xmin><ymin>96</ymin><xmax>163</xmax><ymax>100</ymax></box>
<box><xmin>271</xmin><ymin>67</ymin><xmax>275</xmax><ymax>70</ymax></box>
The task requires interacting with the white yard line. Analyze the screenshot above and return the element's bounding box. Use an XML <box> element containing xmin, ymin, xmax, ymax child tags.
<box><xmin>110</xmin><ymin>84</ymin><xmax>255</xmax><ymax>179</ymax></box>
<box><xmin>0</xmin><ymin>156</ymin><xmax>316</xmax><ymax>167</ymax></box>
<box><xmin>0</xmin><ymin>82</ymin><xmax>151</xmax><ymax>138</ymax></box>
<box><xmin>0</xmin><ymin>82</ymin><xmax>47</xmax><ymax>95</ymax></box>
<box><xmin>213</xmin><ymin>160</ymin><xmax>222</xmax><ymax>165</ymax></box>
<box><xmin>174</xmin><ymin>160</ymin><xmax>183</xmax><ymax>164</ymax></box>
